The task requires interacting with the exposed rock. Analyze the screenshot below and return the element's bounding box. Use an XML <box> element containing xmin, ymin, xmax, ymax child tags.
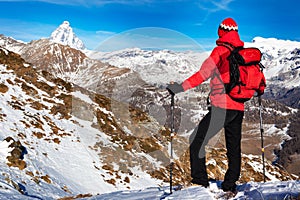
<box><xmin>5</xmin><ymin>137</ymin><xmax>27</xmax><ymax>170</ymax></box>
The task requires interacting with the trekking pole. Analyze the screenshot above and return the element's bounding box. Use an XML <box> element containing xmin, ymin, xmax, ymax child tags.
<box><xmin>169</xmin><ymin>93</ymin><xmax>175</xmax><ymax>194</ymax></box>
<box><xmin>258</xmin><ymin>96</ymin><xmax>266</xmax><ymax>182</ymax></box>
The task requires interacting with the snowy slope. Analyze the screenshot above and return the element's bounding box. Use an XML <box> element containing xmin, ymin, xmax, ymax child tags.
<box><xmin>0</xmin><ymin>65</ymin><xmax>112</xmax><ymax>198</ymax></box>
<box><xmin>0</xmin><ymin>47</ymin><xmax>169</xmax><ymax>199</ymax></box>
<box><xmin>0</xmin><ymin>177</ymin><xmax>299</xmax><ymax>199</ymax></box>
<box><xmin>92</xmin><ymin>180</ymin><xmax>300</xmax><ymax>200</ymax></box>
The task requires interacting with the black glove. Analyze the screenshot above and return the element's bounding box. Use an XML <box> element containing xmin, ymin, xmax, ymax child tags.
<box><xmin>255</xmin><ymin>90</ymin><xmax>264</xmax><ymax>97</ymax></box>
<box><xmin>166</xmin><ymin>82</ymin><xmax>184</xmax><ymax>95</ymax></box>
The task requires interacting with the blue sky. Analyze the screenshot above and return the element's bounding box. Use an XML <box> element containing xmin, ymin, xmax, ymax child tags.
<box><xmin>0</xmin><ymin>0</ymin><xmax>299</xmax><ymax>51</ymax></box>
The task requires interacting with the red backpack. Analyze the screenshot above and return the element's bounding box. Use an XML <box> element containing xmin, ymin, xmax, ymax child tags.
<box><xmin>220</xmin><ymin>44</ymin><xmax>266</xmax><ymax>102</ymax></box>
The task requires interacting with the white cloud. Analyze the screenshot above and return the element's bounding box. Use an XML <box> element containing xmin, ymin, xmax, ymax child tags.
<box><xmin>95</xmin><ymin>30</ymin><xmax>116</xmax><ymax>35</ymax></box>
<box><xmin>197</xmin><ymin>0</ymin><xmax>234</xmax><ymax>12</ymax></box>
<box><xmin>195</xmin><ymin>0</ymin><xmax>235</xmax><ymax>26</ymax></box>
<box><xmin>211</xmin><ymin>0</ymin><xmax>234</xmax><ymax>11</ymax></box>
<box><xmin>0</xmin><ymin>0</ymin><xmax>158</xmax><ymax>6</ymax></box>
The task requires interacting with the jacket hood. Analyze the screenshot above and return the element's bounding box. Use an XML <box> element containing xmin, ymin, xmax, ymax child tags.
<box><xmin>216</xmin><ymin>31</ymin><xmax>244</xmax><ymax>47</ymax></box>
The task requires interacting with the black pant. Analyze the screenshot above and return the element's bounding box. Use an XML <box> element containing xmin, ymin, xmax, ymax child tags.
<box><xmin>189</xmin><ymin>106</ymin><xmax>244</xmax><ymax>190</ymax></box>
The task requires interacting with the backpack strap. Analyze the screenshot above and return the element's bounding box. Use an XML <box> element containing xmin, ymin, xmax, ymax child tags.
<box><xmin>219</xmin><ymin>42</ymin><xmax>244</xmax><ymax>56</ymax></box>
<box><xmin>207</xmin><ymin>43</ymin><xmax>246</xmax><ymax>106</ymax></box>
<box><xmin>218</xmin><ymin>43</ymin><xmax>244</xmax><ymax>94</ymax></box>
<box><xmin>259</xmin><ymin>63</ymin><xmax>265</xmax><ymax>72</ymax></box>
<box><xmin>218</xmin><ymin>42</ymin><xmax>235</xmax><ymax>50</ymax></box>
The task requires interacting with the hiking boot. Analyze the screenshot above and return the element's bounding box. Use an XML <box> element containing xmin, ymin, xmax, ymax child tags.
<box><xmin>221</xmin><ymin>183</ymin><xmax>237</xmax><ymax>193</ymax></box>
<box><xmin>189</xmin><ymin>182</ymin><xmax>209</xmax><ymax>188</ymax></box>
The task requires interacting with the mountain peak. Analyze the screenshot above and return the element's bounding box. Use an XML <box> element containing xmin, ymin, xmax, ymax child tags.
<box><xmin>50</xmin><ymin>21</ymin><xmax>86</xmax><ymax>50</ymax></box>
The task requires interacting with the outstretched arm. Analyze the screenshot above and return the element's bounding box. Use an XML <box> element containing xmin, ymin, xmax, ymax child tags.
<box><xmin>182</xmin><ymin>47</ymin><xmax>222</xmax><ymax>91</ymax></box>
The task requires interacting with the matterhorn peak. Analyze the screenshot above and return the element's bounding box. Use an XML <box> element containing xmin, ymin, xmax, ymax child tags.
<box><xmin>50</xmin><ymin>21</ymin><xmax>86</xmax><ymax>50</ymax></box>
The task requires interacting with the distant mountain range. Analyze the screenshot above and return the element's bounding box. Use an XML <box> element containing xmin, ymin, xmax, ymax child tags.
<box><xmin>0</xmin><ymin>21</ymin><xmax>299</xmax><ymax>199</ymax></box>
<box><xmin>88</xmin><ymin>36</ymin><xmax>300</xmax><ymax>108</ymax></box>
<box><xmin>2</xmin><ymin>21</ymin><xmax>300</xmax><ymax>108</ymax></box>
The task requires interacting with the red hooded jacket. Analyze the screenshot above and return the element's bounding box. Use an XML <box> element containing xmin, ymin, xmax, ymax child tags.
<box><xmin>181</xmin><ymin>31</ymin><xmax>245</xmax><ymax>111</ymax></box>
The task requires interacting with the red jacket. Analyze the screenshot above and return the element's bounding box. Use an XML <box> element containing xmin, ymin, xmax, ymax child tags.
<box><xmin>182</xmin><ymin>31</ymin><xmax>245</xmax><ymax>111</ymax></box>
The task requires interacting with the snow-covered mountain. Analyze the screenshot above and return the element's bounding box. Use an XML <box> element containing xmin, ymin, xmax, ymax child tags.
<box><xmin>2</xmin><ymin>23</ymin><xmax>299</xmax><ymax>108</ymax></box>
<box><xmin>88</xmin><ymin>37</ymin><xmax>300</xmax><ymax>108</ymax></box>
<box><xmin>247</xmin><ymin>37</ymin><xmax>300</xmax><ymax>108</ymax></box>
<box><xmin>1</xmin><ymin>46</ymin><xmax>297</xmax><ymax>199</ymax></box>
<box><xmin>0</xmin><ymin>21</ymin><xmax>299</xmax><ymax>199</ymax></box>
<box><xmin>0</xmin><ymin>34</ymin><xmax>26</xmax><ymax>53</ymax></box>
<box><xmin>20</xmin><ymin>38</ymin><xmax>140</xmax><ymax>97</ymax></box>
<box><xmin>50</xmin><ymin>21</ymin><xmax>86</xmax><ymax>50</ymax></box>
<box><xmin>248</xmin><ymin>36</ymin><xmax>300</xmax><ymax>85</ymax></box>
<box><xmin>0</xmin><ymin>33</ymin><xmax>144</xmax><ymax>102</ymax></box>
<box><xmin>89</xmin><ymin>37</ymin><xmax>300</xmax><ymax>89</ymax></box>
<box><xmin>88</xmin><ymin>48</ymin><xmax>208</xmax><ymax>85</ymax></box>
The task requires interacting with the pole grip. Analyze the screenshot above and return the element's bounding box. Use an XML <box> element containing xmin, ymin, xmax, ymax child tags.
<box><xmin>258</xmin><ymin>95</ymin><xmax>262</xmax><ymax>106</ymax></box>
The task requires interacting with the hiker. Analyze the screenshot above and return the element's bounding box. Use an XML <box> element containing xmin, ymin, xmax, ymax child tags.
<box><xmin>166</xmin><ymin>18</ymin><xmax>265</xmax><ymax>193</ymax></box>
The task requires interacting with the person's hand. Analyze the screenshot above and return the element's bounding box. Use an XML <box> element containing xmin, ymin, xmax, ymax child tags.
<box><xmin>166</xmin><ymin>82</ymin><xmax>184</xmax><ymax>95</ymax></box>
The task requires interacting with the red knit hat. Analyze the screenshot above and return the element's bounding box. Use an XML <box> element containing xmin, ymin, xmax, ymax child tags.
<box><xmin>218</xmin><ymin>18</ymin><xmax>238</xmax><ymax>37</ymax></box>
